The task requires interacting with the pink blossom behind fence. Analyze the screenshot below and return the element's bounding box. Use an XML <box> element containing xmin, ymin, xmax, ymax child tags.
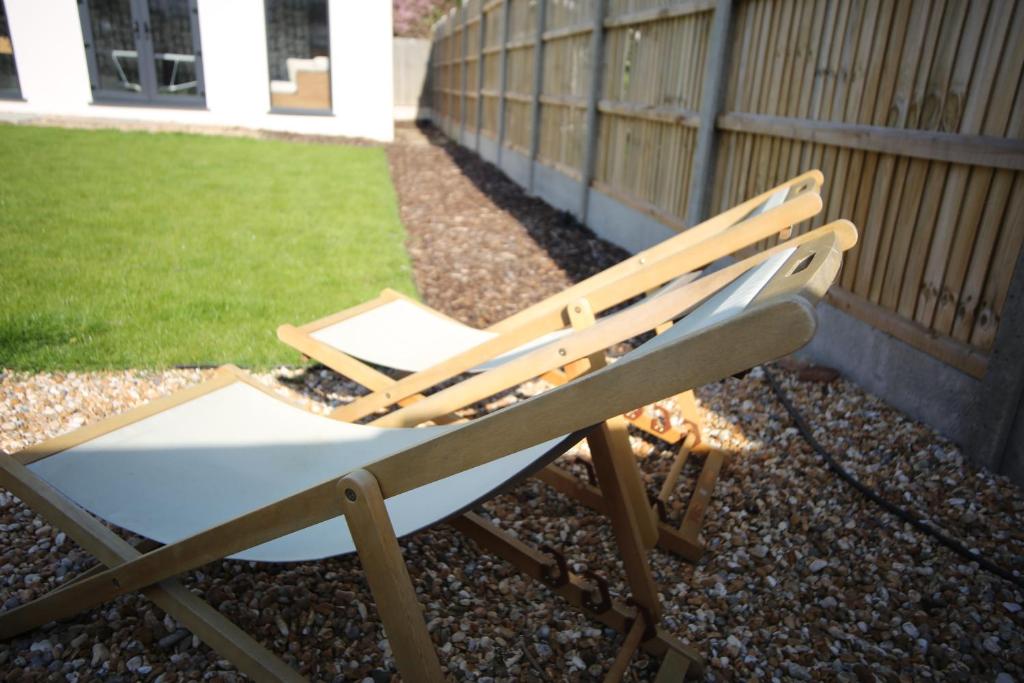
<box><xmin>394</xmin><ymin>0</ymin><xmax>453</xmax><ymax>37</ymax></box>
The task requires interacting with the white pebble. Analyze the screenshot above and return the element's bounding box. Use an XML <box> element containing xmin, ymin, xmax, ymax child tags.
<box><xmin>29</xmin><ymin>639</ymin><xmax>53</xmax><ymax>653</ymax></box>
<box><xmin>786</xmin><ymin>662</ymin><xmax>812</xmax><ymax>680</ymax></box>
<box><xmin>809</xmin><ymin>559</ymin><xmax>828</xmax><ymax>573</ymax></box>
<box><xmin>91</xmin><ymin>643</ymin><xmax>109</xmax><ymax>666</ymax></box>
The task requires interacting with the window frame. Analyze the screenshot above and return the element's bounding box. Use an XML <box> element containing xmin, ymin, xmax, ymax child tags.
<box><xmin>77</xmin><ymin>0</ymin><xmax>207</xmax><ymax>108</ymax></box>
<box><xmin>0</xmin><ymin>0</ymin><xmax>23</xmax><ymax>100</ymax></box>
<box><xmin>264</xmin><ymin>0</ymin><xmax>333</xmax><ymax>116</ymax></box>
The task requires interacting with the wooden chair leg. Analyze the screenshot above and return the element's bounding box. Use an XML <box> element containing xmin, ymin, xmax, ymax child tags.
<box><xmin>658</xmin><ymin>433</ymin><xmax>696</xmax><ymax>502</ymax></box>
<box><xmin>0</xmin><ymin>455</ymin><xmax>304</xmax><ymax>682</ymax></box>
<box><xmin>594</xmin><ymin>416</ymin><xmax>660</xmax><ymax>550</ymax></box>
<box><xmin>451</xmin><ymin>513</ymin><xmax>705</xmax><ymax>678</ymax></box>
<box><xmin>534</xmin><ymin>390</ymin><xmax>729</xmax><ymax>565</ymax></box>
<box><xmin>339</xmin><ymin>470</ymin><xmax>445</xmax><ymax>682</ymax></box>
<box><xmin>585</xmin><ymin>422</ymin><xmax>661</xmax><ymax>621</ymax></box>
<box><xmin>653</xmin><ymin>649</ymin><xmax>693</xmax><ymax>682</ymax></box>
<box><xmin>677</xmin><ymin>449</ymin><xmax>726</xmax><ymax>544</ymax></box>
<box><xmin>603</xmin><ymin>616</ymin><xmax>647</xmax><ymax>682</ymax></box>
<box><xmin>533</xmin><ymin>464</ymin><xmax>705</xmax><ymax>562</ymax></box>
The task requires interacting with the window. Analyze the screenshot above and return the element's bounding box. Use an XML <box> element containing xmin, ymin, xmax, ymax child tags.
<box><xmin>0</xmin><ymin>0</ymin><xmax>21</xmax><ymax>98</ymax></box>
<box><xmin>265</xmin><ymin>0</ymin><xmax>331</xmax><ymax>113</ymax></box>
<box><xmin>78</xmin><ymin>0</ymin><xmax>205</xmax><ymax>105</ymax></box>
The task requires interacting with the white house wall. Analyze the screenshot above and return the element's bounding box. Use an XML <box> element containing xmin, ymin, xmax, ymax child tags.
<box><xmin>0</xmin><ymin>0</ymin><xmax>394</xmax><ymax>142</ymax></box>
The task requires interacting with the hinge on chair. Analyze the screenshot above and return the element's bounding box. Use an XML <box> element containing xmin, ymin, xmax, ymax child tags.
<box><xmin>625</xmin><ymin>597</ymin><xmax>657</xmax><ymax>641</ymax></box>
<box><xmin>647</xmin><ymin>493</ymin><xmax>669</xmax><ymax>523</ymax></box>
<box><xmin>580</xmin><ymin>570</ymin><xmax>612</xmax><ymax>614</ymax></box>
<box><xmin>624</xmin><ymin>403</ymin><xmax>687</xmax><ymax>445</ymax></box>
<box><xmin>682</xmin><ymin>420</ymin><xmax>702</xmax><ymax>448</ymax></box>
<box><xmin>650</xmin><ymin>404</ymin><xmax>672</xmax><ymax>435</ymax></box>
<box><xmin>539</xmin><ymin>545</ymin><xmax>569</xmax><ymax>588</ymax></box>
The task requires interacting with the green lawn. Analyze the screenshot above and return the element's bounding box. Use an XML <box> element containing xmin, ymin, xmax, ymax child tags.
<box><xmin>0</xmin><ymin>125</ymin><xmax>417</xmax><ymax>370</ymax></box>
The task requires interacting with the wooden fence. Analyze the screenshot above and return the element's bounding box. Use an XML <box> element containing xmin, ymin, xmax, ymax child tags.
<box><xmin>427</xmin><ymin>0</ymin><xmax>1024</xmax><ymax>381</ymax></box>
<box><xmin>394</xmin><ymin>37</ymin><xmax>432</xmax><ymax>121</ymax></box>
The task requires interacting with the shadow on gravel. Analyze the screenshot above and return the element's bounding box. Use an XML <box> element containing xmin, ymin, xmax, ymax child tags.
<box><xmin>412</xmin><ymin>121</ymin><xmax>630</xmax><ymax>285</ymax></box>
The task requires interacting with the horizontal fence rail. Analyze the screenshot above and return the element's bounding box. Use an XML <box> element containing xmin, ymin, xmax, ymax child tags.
<box><xmin>429</xmin><ymin>0</ymin><xmax>1024</xmax><ymax>380</ymax></box>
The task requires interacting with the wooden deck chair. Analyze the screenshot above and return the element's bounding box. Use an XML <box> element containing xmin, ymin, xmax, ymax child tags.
<box><xmin>0</xmin><ymin>230</ymin><xmax>847</xmax><ymax>682</ymax></box>
<box><xmin>349</xmin><ymin>222</ymin><xmax>858</xmax><ymax>561</ymax></box>
<box><xmin>298</xmin><ymin>221</ymin><xmax>856</xmax><ymax>564</ymax></box>
<box><xmin>276</xmin><ymin>172</ymin><xmax>825</xmax><ymax>561</ymax></box>
<box><xmin>277</xmin><ymin>171</ymin><xmax>824</xmax><ymax>420</ymax></box>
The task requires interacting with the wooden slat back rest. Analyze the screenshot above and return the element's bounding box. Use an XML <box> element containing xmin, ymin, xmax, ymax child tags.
<box><xmin>329</xmin><ymin>187</ymin><xmax>826</xmax><ymax>421</ymax></box>
<box><xmin>488</xmin><ymin>170</ymin><xmax>824</xmax><ymax>334</ymax></box>
<box><xmin>371</xmin><ymin>221</ymin><xmax>855</xmax><ymax>429</ymax></box>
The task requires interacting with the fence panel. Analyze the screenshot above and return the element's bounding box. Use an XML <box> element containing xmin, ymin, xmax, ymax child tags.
<box><xmin>595</xmin><ymin>2</ymin><xmax>712</xmax><ymax>222</ymax></box>
<box><xmin>711</xmin><ymin>0</ymin><xmax>1024</xmax><ymax>377</ymax></box>
<box><xmin>427</xmin><ymin>0</ymin><xmax>1024</xmax><ymax>380</ymax></box>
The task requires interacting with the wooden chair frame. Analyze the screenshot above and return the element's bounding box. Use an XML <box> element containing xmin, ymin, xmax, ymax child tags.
<box><xmin>278</xmin><ymin>171</ymin><xmax>825</xmax><ymax>422</ymax></box>
<box><xmin>276</xmin><ymin>173</ymin><xmax>829</xmax><ymax>564</ymax></box>
<box><xmin>0</xmin><ymin>231</ymin><xmax>847</xmax><ymax>681</ymax></box>
<box><xmin>356</xmin><ymin>222</ymin><xmax>858</xmax><ymax>561</ymax></box>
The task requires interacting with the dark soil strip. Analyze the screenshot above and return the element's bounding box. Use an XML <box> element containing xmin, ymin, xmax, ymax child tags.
<box><xmin>386</xmin><ymin>124</ymin><xmax>628</xmax><ymax>328</ymax></box>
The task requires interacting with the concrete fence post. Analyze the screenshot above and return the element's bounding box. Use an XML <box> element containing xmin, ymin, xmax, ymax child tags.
<box><xmin>527</xmin><ymin>0</ymin><xmax>547</xmax><ymax>195</ymax></box>
<box><xmin>685</xmin><ymin>0</ymin><xmax>735</xmax><ymax>227</ymax></box>
<box><xmin>579</xmin><ymin>0</ymin><xmax>610</xmax><ymax>222</ymax></box>
<box><xmin>474</xmin><ymin>2</ymin><xmax>487</xmax><ymax>151</ymax></box>
<box><xmin>968</xmin><ymin>245</ymin><xmax>1024</xmax><ymax>481</ymax></box>
<box><xmin>496</xmin><ymin>0</ymin><xmax>512</xmax><ymax>166</ymax></box>
<box><xmin>459</xmin><ymin>2</ymin><xmax>469</xmax><ymax>144</ymax></box>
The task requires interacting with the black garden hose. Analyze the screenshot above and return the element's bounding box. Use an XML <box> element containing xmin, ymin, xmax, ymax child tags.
<box><xmin>761</xmin><ymin>364</ymin><xmax>1024</xmax><ymax>592</ymax></box>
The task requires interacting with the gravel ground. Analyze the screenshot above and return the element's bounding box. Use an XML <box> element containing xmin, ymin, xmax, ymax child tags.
<box><xmin>1</xmin><ymin>123</ymin><xmax>1022</xmax><ymax>682</ymax></box>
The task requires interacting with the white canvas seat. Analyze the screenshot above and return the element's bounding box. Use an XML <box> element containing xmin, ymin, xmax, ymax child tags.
<box><xmin>307</xmin><ymin>273</ymin><xmax>704</xmax><ymax>374</ymax></box>
<box><xmin>309</xmin><ymin>297</ymin><xmax>571</xmax><ymax>373</ymax></box>
<box><xmin>30</xmin><ymin>381</ymin><xmax>573</xmax><ymax>563</ymax></box>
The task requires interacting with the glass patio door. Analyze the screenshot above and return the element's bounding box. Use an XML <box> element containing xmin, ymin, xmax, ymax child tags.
<box><xmin>78</xmin><ymin>0</ymin><xmax>204</xmax><ymax>105</ymax></box>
